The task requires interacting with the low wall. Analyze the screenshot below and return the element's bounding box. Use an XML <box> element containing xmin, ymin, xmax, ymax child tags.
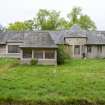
<box><xmin>21</xmin><ymin>59</ymin><xmax>57</xmax><ymax>65</ymax></box>
<box><xmin>0</xmin><ymin>53</ymin><xmax>20</xmax><ymax>58</ymax></box>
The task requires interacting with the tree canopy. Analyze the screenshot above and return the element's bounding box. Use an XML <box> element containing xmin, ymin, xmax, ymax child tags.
<box><xmin>7</xmin><ymin>7</ymin><xmax>96</xmax><ymax>31</ymax></box>
<box><xmin>79</xmin><ymin>15</ymin><xmax>96</xmax><ymax>30</ymax></box>
<box><xmin>67</xmin><ymin>7</ymin><xmax>82</xmax><ymax>24</ymax></box>
<box><xmin>67</xmin><ymin>7</ymin><xmax>96</xmax><ymax>30</ymax></box>
<box><xmin>7</xmin><ymin>20</ymin><xmax>34</xmax><ymax>31</ymax></box>
<box><xmin>34</xmin><ymin>9</ymin><xmax>67</xmax><ymax>30</ymax></box>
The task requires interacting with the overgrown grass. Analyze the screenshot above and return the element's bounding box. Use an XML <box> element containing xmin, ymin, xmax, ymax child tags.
<box><xmin>0</xmin><ymin>58</ymin><xmax>105</xmax><ymax>104</ymax></box>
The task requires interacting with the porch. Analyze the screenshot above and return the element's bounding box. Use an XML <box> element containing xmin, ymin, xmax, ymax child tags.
<box><xmin>20</xmin><ymin>48</ymin><xmax>57</xmax><ymax>65</ymax></box>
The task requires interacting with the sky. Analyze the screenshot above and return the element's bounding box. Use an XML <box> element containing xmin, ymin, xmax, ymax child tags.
<box><xmin>0</xmin><ymin>0</ymin><xmax>105</xmax><ymax>30</ymax></box>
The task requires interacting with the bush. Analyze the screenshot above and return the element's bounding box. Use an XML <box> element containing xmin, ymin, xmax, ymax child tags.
<box><xmin>57</xmin><ymin>45</ymin><xmax>69</xmax><ymax>65</ymax></box>
<box><xmin>30</xmin><ymin>59</ymin><xmax>38</xmax><ymax>65</ymax></box>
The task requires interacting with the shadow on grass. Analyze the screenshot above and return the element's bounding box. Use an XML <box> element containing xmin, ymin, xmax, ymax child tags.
<box><xmin>0</xmin><ymin>99</ymin><xmax>105</xmax><ymax>105</ymax></box>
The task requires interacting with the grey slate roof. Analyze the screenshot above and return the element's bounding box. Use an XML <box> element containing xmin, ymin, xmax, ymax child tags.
<box><xmin>0</xmin><ymin>24</ymin><xmax>105</xmax><ymax>46</ymax></box>
<box><xmin>0</xmin><ymin>31</ymin><xmax>24</xmax><ymax>44</ymax></box>
<box><xmin>49</xmin><ymin>31</ymin><xmax>66</xmax><ymax>44</ymax></box>
<box><xmin>86</xmin><ymin>31</ymin><xmax>105</xmax><ymax>45</ymax></box>
<box><xmin>20</xmin><ymin>31</ymin><xmax>57</xmax><ymax>48</ymax></box>
<box><xmin>49</xmin><ymin>24</ymin><xmax>105</xmax><ymax>45</ymax></box>
<box><xmin>49</xmin><ymin>24</ymin><xmax>87</xmax><ymax>44</ymax></box>
<box><xmin>0</xmin><ymin>31</ymin><xmax>57</xmax><ymax>48</ymax></box>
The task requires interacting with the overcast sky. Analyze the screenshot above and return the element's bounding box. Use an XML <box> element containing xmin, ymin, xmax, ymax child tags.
<box><xmin>0</xmin><ymin>0</ymin><xmax>105</xmax><ymax>30</ymax></box>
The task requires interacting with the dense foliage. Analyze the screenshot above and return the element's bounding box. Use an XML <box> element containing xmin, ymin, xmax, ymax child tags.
<box><xmin>6</xmin><ymin>7</ymin><xmax>96</xmax><ymax>31</ymax></box>
<box><xmin>7</xmin><ymin>20</ymin><xmax>34</xmax><ymax>31</ymax></box>
<box><xmin>57</xmin><ymin>45</ymin><xmax>69</xmax><ymax>65</ymax></box>
<box><xmin>30</xmin><ymin>59</ymin><xmax>38</xmax><ymax>65</ymax></box>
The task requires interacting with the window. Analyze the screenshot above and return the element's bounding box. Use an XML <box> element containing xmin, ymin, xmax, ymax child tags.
<box><xmin>23</xmin><ymin>49</ymin><xmax>32</xmax><ymax>58</ymax></box>
<box><xmin>87</xmin><ymin>46</ymin><xmax>92</xmax><ymax>53</ymax></box>
<box><xmin>45</xmin><ymin>50</ymin><xmax>55</xmax><ymax>59</ymax></box>
<box><xmin>0</xmin><ymin>45</ymin><xmax>5</xmax><ymax>53</ymax></box>
<box><xmin>8</xmin><ymin>45</ymin><xmax>20</xmax><ymax>53</ymax></box>
<box><xmin>97</xmin><ymin>46</ymin><xmax>102</xmax><ymax>53</ymax></box>
<box><xmin>0</xmin><ymin>45</ymin><xmax>5</xmax><ymax>48</ymax></box>
<box><xmin>34</xmin><ymin>50</ymin><xmax>43</xmax><ymax>59</ymax></box>
<box><xmin>74</xmin><ymin>45</ymin><xmax>80</xmax><ymax>55</ymax></box>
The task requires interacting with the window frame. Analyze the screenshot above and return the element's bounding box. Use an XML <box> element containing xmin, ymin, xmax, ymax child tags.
<box><xmin>87</xmin><ymin>46</ymin><xmax>92</xmax><ymax>53</ymax></box>
<box><xmin>45</xmin><ymin>50</ymin><xmax>55</xmax><ymax>59</ymax></box>
<box><xmin>8</xmin><ymin>45</ymin><xmax>20</xmax><ymax>53</ymax></box>
<box><xmin>23</xmin><ymin>49</ymin><xmax>32</xmax><ymax>58</ymax></box>
<box><xmin>34</xmin><ymin>50</ymin><xmax>43</xmax><ymax>59</ymax></box>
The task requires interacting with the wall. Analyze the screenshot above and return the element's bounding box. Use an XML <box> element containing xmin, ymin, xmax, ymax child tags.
<box><xmin>65</xmin><ymin>37</ymin><xmax>86</xmax><ymax>45</ymax></box>
<box><xmin>87</xmin><ymin>45</ymin><xmax>105</xmax><ymax>58</ymax></box>
<box><xmin>0</xmin><ymin>42</ymin><xmax>22</xmax><ymax>58</ymax></box>
<box><xmin>0</xmin><ymin>45</ymin><xmax>6</xmax><ymax>57</ymax></box>
<box><xmin>64</xmin><ymin>37</ymin><xmax>87</xmax><ymax>58</ymax></box>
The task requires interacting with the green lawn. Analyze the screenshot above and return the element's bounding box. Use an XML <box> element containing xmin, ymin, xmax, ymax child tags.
<box><xmin>0</xmin><ymin>58</ymin><xmax>105</xmax><ymax>104</ymax></box>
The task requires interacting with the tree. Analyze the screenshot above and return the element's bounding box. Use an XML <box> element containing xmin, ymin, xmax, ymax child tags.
<box><xmin>7</xmin><ymin>20</ymin><xmax>34</xmax><ymax>31</ymax></box>
<box><xmin>67</xmin><ymin>7</ymin><xmax>96</xmax><ymax>30</ymax></box>
<box><xmin>57</xmin><ymin>18</ymin><xmax>70</xmax><ymax>30</ymax></box>
<box><xmin>67</xmin><ymin>7</ymin><xmax>82</xmax><ymax>24</ymax></box>
<box><xmin>24</xmin><ymin>20</ymin><xmax>34</xmax><ymax>30</ymax></box>
<box><xmin>79</xmin><ymin>15</ymin><xmax>96</xmax><ymax>30</ymax></box>
<box><xmin>35</xmin><ymin>9</ymin><xmax>68</xmax><ymax>30</ymax></box>
<box><xmin>6</xmin><ymin>7</ymin><xmax>96</xmax><ymax>31</ymax></box>
<box><xmin>35</xmin><ymin>9</ymin><xmax>49</xmax><ymax>30</ymax></box>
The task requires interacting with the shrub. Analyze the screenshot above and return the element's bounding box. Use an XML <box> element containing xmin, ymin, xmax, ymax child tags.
<box><xmin>30</xmin><ymin>59</ymin><xmax>38</xmax><ymax>65</ymax></box>
<box><xmin>57</xmin><ymin>45</ymin><xmax>69</xmax><ymax>65</ymax></box>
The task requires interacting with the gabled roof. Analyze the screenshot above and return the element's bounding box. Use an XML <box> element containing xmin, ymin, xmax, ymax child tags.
<box><xmin>49</xmin><ymin>31</ymin><xmax>66</xmax><ymax>44</ymax></box>
<box><xmin>49</xmin><ymin>24</ymin><xmax>87</xmax><ymax>44</ymax></box>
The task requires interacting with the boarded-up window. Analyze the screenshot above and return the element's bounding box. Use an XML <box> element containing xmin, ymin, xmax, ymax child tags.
<box><xmin>74</xmin><ymin>45</ymin><xmax>80</xmax><ymax>55</ymax></box>
<box><xmin>23</xmin><ymin>49</ymin><xmax>32</xmax><ymax>58</ymax></box>
<box><xmin>34</xmin><ymin>50</ymin><xmax>43</xmax><ymax>59</ymax></box>
<box><xmin>8</xmin><ymin>45</ymin><xmax>20</xmax><ymax>53</ymax></box>
<box><xmin>45</xmin><ymin>50</ymin><xmax>55</xmax><ymax>59</ymax></box>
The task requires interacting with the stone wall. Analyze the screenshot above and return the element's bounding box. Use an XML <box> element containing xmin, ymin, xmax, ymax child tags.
<box><xmin>65</xmin><ymin>37</ymin><xmax>86</xmax><ymax>45</ymax></box>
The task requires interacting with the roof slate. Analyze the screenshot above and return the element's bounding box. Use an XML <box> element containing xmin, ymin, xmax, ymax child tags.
<box><xmin>20</xmin><ymin>31</ymin><xmax>57</xmax><ymax>48</ymax></box>
<box><xmin>0</xmin><ymin>24</ymin><xmax>105</xmax><ymax>46</ymax></box>
<box><xmin>86</xmin><ymin>31</ymin><xmax>105</xmax><ymax>45</ymax></box>
<box><xmin>0</xmin><ymin>31</ymin><xmax>57</xmax><ymax>48</ymax></box>
<box><xmin>49</xmin><ymin>25</ymin><xmax>105</xmax><ymax>45</ymax></box>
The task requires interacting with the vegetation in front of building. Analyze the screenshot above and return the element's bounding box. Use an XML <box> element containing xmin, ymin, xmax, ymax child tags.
<box><xmin>0</xmin><ymin>58</ymin><xmax>105</xmax><ymax>104</ymax></box>
<box><xmin>57</xmin><ymin>45</ymin><xmax>70</xmax><ymax>65</ymax></box>
<box><xmin>30</xmin><ymin>59</ymin><xmax>38</xmax><ymax>65</ymax></box>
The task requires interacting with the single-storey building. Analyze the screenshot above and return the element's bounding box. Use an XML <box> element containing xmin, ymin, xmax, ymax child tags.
<box><xmin>0</xmin><ymin>31</ymin><xmax>57</xmax><ymax>65</ymax></box>
<box><xmin>50</xmin><ymin>25</ymin><xmax>105</xmax><ymax>59</ymax></box>
<box><xmin>0</xmin><ymin>24</ymin><xmax>105</xmax><ymax>65</ymax></box>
